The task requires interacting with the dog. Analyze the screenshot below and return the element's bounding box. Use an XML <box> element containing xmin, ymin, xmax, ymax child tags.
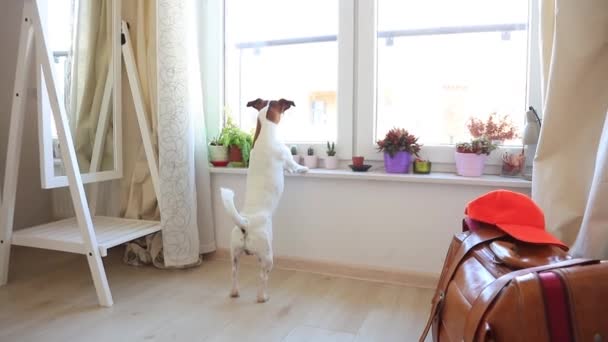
<box><xmin>220</xmin><ymin>98</ymin><xmax>308</xmax><ymax>303</ymax></box>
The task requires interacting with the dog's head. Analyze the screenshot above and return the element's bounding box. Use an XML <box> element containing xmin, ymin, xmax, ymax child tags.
<box><xmin>246</xmin><ymin>98</ymin><xmax>295</xmax><ymax>125</ymax></box>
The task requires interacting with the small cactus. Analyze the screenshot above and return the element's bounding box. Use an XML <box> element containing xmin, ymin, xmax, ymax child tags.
<box><xmin>326</xmin><ymin>141</ymin><xmax>336</xmax><ymax>156</ymax></box>
<box><xmin>290</xmin><ymin>145</ymin><xmax>298</xmax><ymax>155</ymax></box>
<box><xmin>307</xmin><ymin>147</ymin><xmax>314</xmax><ymax>156</ymax></box>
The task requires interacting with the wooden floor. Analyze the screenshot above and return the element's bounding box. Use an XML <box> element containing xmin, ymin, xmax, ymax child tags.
<box><xmin>0</xmin><ymin>247</ymin><xmax>433</xmax><ymax>342</ymax></box>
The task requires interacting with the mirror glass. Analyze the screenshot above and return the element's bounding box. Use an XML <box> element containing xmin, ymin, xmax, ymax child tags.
<box><xmin>38</xmin><ymin>0</ymin><xmax>121</xmax><ymax>187</ymax></box>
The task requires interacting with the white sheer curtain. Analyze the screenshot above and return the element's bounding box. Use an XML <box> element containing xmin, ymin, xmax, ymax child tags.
<box><xmin>156</xmin><ymin>0</ymin><xmax>215</xmax><ymax>267</ymax></box>
<box><xmin>532</xmin><ymin>0</ymin><xmax>608</xmax><ymax>259</ymax></box>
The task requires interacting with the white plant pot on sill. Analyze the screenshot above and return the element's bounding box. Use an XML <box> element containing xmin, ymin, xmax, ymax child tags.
<box><xmin>324</xmin><ymin>156</ymin><xmax>339</xmax><ymax>169</ymax></box>
<box><xmin>209</xmin><ymin>145</ymin><xmax>228</xmax><ymax>162</ymax></box>
<box><xmin>303</xmin><ymin>155</ymin><xmax>318</xmax><ymax>169</ymax></box>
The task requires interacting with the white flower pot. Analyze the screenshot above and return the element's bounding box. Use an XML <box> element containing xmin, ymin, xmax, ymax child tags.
<box><xmin>303</xmin><ymin>155</ymin><xmax>318</xmax><ymax>169</ymax></box>
<box><xmin>324</xmin><ymin>156</ymin><xmax>339</xmax><ymax>169</ymax></box>
<box><xmin>209</xmin><ymin>145</ymin><xmax>228</xmax><ymax>162</ymax></box>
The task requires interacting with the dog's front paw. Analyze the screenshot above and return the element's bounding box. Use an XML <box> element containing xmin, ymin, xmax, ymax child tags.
<box><xmin>296</xmin><ymin>166</ymin><xmax>309</xmax><ymax>173</ymax></box>
<box><xmin>256</xmin><ymin>294</ymin><xmax>269</xmax><ymax>303</ymax></box>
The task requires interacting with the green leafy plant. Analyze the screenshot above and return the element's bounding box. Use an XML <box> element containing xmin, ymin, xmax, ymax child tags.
<box><xmin>220</xmin><ymin>118</ymin><xmax>254</xmax><ymax>163</ymax></box>
<box><xmin>326</xmin><ymin>142</ymin><xmax>336</xmax><ymax>157</ymax></box>
<box><xmin>456</xmin><ymin>137</ymin><xmax>497</xmax><ymax>155</ymax></box>
<box><xmin>290</xmin><ymin>146</ymin><xmax>298</xmax><ymax>156</ymax></box>
<box><xmin>307</xmin><ymin>147</ymin><xmax>315</xmax><ymax>156</ymax></box>
<box><xmin>376</xmin><ymin>128</ymin><xmax>422</xmax><ymax>157</ymax></box>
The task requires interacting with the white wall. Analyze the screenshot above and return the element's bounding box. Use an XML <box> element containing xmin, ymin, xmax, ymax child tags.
<box><xmin>0</xmin><ymin>0</ymin><xmax>53</xmax><ymax>229</ymax></box>
<box><xmin>211</xmin><ymin>173</ymin><xmax>530</xmax><ymax>275</ymax></box>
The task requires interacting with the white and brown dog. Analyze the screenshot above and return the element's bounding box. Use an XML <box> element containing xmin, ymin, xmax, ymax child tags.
<box><xmin>220</xmin><ymin>98</ymin><xmax>308</xmax><ymax>303</ymax></box>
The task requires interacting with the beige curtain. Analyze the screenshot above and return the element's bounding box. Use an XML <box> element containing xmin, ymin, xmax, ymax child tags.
<box><xmin>532</xmin><ymin>0</ymin><xmax>608</xmax><ymax>258</ymax></box>
<box><xmin>71</xmin><ymin>0</ymin><xmax>114</xmax><ymax>172</ymax></box>
<box><xmin>121</xmin><ymin>0</ymin><xmax>159</xmax><ymax>221</ymax></box>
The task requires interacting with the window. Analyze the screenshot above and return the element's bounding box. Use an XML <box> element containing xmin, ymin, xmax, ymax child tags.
<box><xmin>375</xmin><ymin>0</ymin><xmax>529</xmax><ymax>146</ymax></box>
<box><xmin>217</xmin><ymin>0</ymin><xmax>539</xmax><ymax>163</ymax></box>
<box><xmin>224</xmin><ymin>0</ymin><xmax>340</xmax><ymax>143</ymax></box>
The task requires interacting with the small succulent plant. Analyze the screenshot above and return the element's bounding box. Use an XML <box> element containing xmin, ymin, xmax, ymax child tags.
<box><xmin>290</xmin><ymin>145</ymin><xmax>298</xmax><ymax>156</ymax></box>
<box><xmin>326</xmin><ymin>142</ymin><xmax>336</xmax><ymax>156</ymax></box>
<box><xmin>307</xmin><ymin>147</ymin><xmax>315</xmax><ymax>156</ymax></box>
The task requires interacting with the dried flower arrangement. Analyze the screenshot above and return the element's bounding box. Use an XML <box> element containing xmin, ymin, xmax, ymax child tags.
<box><xmin>501</xmin><ymin>151</ymin><xmax>526</xmax><ymax>177</ymax></box>
<box><xmin>467</xmin><ymin>113</ymin><xmax>518</xmax><ymax>142</ymax></box>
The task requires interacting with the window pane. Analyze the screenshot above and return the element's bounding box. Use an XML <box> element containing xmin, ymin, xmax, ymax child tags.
<box><xmin>225</xmin><ymin>0</ymin><xmax>338</xmax><ymax>143</ymax></box>
<box><xmin>376</xmin><ymin>0</ymin><xmax>529</xmax><ymax>145</ymax></box>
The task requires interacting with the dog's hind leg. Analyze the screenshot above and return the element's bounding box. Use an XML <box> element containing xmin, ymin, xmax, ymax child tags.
<box><xmin>230</xmin><ymin>247</ymin><xmax>243</xmax><ymax>298</ymax></box>
<box><xmin>256</xmin><ymin>255</ymin><xmax>273</xmax><ymax>303</ymax></box>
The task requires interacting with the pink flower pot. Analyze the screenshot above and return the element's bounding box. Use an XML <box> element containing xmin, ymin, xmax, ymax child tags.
<box><xmin>455</xmin><ymin>152</ymin><xmax>487</xmax><ymax>177</ymax></box>
<box><xmin>324</xmin><ymin>156</ymin><xmax>339</xmax><ymax>169</ymax></box>
<box><xmin>303</xmin><ymin>155</ymin><xmax>318</xmax><ymax>169</ymax></box>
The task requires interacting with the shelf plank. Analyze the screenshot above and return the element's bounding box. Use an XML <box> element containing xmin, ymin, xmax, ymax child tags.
<box><xmin>12</xmin><ymin>216</ymin><xmax>161</xmax><ymax>257</ymax></box>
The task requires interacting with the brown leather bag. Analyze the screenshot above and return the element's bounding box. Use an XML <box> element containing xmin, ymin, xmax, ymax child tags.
<box><xmin>420</xmin><ymin>220</ymin><xmax>608</xmax><ymax>342</ymax></box>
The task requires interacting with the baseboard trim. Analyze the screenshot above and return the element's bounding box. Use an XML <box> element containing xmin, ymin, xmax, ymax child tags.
<box><xmin>207</xmin><ymin>248</ymin><xmax>438</xmax><ymax>289</ymax></box>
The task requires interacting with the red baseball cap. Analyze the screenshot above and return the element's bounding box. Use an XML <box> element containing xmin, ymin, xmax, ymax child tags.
<box><xmin>465</xmin><ymin>190</ymin><xmax>568</xmax><ymax>250</ymax></box>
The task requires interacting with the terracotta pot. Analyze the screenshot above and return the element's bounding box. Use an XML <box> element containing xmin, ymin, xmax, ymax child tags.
<box><xmin>352</xmin><ymin>156</ymin><xmax>364</xmax><ymax>167</ymax></box>
<box><xmin>324</xmin><ymin>156</ymin><xmax>339</xmax><ymax>169</ymax></box>
<box><xmin>229</xmin><ymin>145</ymin><xmax>243</xmax><ymax>163</ymax></box>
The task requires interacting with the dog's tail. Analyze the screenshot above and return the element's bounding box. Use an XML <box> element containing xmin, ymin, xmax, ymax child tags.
<box><xmin>220</xmin><ymin>188</ymin><xmax>249</xmax><ymax>230</ymax></box>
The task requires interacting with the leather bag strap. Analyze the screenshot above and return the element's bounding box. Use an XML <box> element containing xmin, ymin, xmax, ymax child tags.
<box><xmin>462</xmin><ymin>258</ymin><xmax>599</xmax><ymax>342</ymax></box>
<box><xmin>419</xmin><ymin>222</ymin><xmax>505</xmax><ymax>342</ymax></box>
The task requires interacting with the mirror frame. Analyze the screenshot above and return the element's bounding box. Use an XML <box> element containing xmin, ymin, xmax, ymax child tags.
<box><xmin>37</xmin><ymin>0</ymin><xmax>122</xmax><ymax>189</ymax></box>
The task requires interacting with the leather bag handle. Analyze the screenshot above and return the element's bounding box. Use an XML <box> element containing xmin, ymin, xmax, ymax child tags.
<box><xmin>419</xmin><ymin>221</ymin><xmax>505</xmax><ymax>342</ymax></box>
<box><xmin>462</xmin><ymin>258</ymin><xmax>599</xmax><ymax>342</ymax></box>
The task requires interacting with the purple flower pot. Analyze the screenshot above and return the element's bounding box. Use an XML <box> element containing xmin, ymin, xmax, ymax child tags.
<box><xmin>455</xmin><ymin>152</ymin><xmax>487</xmax><ymax>177</ymax></box>
<box><xmin>384</xmin><ymin>152</ymin><xmax>412</xmax><ymax>173</ymax></box>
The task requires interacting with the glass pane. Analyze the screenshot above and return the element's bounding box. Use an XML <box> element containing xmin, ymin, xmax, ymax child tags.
<box><xmin>376</xmin><ymin>0</ymin><xmax>529</xmax><ymax>145</ymax></box>
<box><xmin>225</xmin><ymin>0</ymin><xmax>338</xmax><ymax>143</ymax></box>
<box><xmin>47</xmin><ymin>0</ymin><xmax>73</xmax><ymax>139</ymax></box>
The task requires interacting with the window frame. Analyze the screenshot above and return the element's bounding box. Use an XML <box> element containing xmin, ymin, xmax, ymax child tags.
<box><xmin>219</xmin><ymin>0</ymin><xmax>354</xmax><ymax>159</ymax></box>
<box><xmin>212</xmin><ymin>0</ymin><xmax>541</xmax><ymax>170</ymax></box>
<box><xmin>355</xmin><ymin>0</ymin><xmax>542</xmax><ymax>168</ymax></box>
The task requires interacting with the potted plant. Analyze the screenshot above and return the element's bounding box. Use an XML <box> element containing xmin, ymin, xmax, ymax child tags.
<box><xmin>467</xmin><ymin>113</ymin><xmax>518</xmax><ymax>144</ymax></box>
<box><xmin>324</xmin><ymin>141</ymin><xmax>338</xmax><ymax>169</ymax></box>
<box><xmin>303</xmin><ymin>146</ymin><xmax>318</xmax><ymax>169</ymax></box>
<box><xmin>455</xmin><ymin>137</ymin><xmax>497</xmax><ymax>177</ymax></box>
<box><xmin>220</xmin><ymin>118</ymin><xmax>253</xmax><ymax>166</ymax></box>
<box><xmin>208</xmin><ymin>135</ymin><xmax>229</xmax><ymax>166</ymax></box>
<box><xmin>413</xmin><ymin>158</ymin><xmax>432</xmax><ymax>174</ymax></box>
<box><xmin>290</xmin><ymin>145</ymin><xmax>300</xmax><ymax>164</ymax></box>
<box><xmin>377</xmin><ymin>128</ymin><xmax>421</xmax><ymax>173</ymax></box>
<box><xmin>501</xmin><ymin>150</ymin><xmax>525</xmax><ymax>177</ymax></box>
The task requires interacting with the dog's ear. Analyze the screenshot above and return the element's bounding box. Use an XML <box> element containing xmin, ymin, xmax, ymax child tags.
<box><xmin>278</xmin><ymin>99</ymin><xmax>295</xmax><ymax>112</ymax></box>
<box><xmin>246</xmin><ymin>98</ymin><xmax>267</xmax><ymax>111</ymax></box>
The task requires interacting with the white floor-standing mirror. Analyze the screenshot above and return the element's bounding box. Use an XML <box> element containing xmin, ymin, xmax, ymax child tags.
<box><xmin>37</xmin><ymin>0</ymin><xmax>122</xmax><ymax>187</ymax></box>
<box><xmin>0</xmin><ymin>0</ymin><xmax>161</xmax><ymax>307</ymax></box>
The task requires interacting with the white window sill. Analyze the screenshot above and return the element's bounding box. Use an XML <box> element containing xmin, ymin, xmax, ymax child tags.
<box><xmin>209</xmin><ymin>166</ymin><xmax>531</xmax><ymax>189</ymax></box>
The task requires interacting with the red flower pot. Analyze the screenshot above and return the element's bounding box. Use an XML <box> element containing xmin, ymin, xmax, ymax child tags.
<box><xmin>229</xmin><ymin>146</ymin><xmax>243</xmax><ymax>163</ymax></box>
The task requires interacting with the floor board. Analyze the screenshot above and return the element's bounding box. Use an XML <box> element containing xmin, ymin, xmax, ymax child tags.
<box><xmin>0</xmin><ymin>247</ymin><xmax>433</xmax><ymax>342</ymax></box>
